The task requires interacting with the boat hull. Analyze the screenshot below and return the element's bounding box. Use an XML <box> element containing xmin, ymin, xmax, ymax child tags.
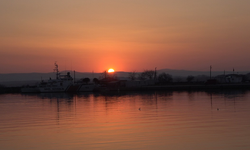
<box><xmin>78</xmin><ymin>84</ymin><xmax>96</xmax><ymax>92</ymax></box>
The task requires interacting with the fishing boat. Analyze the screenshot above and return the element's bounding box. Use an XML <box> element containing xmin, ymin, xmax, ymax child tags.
<box><xmin>37</xmin><ymin>63</ymin><xmax>73</xmax><ymax>93</ymax></box>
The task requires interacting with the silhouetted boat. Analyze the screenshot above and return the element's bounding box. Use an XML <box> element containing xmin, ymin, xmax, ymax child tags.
<box><xmin>21</xmin><ymin>62</ymin><xmax>97</xmax><ymax>93</ymax></box>
<box><xmin>21</xmin><ymin>86</ymin><xmax>39</xmax><ymax>93</ymax></box>
<box><xmin>37</xmin><ymin>63</ymin><xmax>73</xmax><ymax>93</ymax></box>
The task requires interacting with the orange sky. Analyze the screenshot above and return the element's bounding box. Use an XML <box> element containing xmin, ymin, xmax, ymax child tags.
<box><xmin>0</xmin><ymin>0</ymin><xmax>250</xmax><ymax>73</ymax></box>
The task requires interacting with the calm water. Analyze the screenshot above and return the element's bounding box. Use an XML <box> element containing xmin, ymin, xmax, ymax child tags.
<box><xmin>1</xmin><ymin>90</ymin><xmax>250</xmax><ymax>150</ymax></box>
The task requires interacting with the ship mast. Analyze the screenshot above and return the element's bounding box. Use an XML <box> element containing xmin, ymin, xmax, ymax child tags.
<box><xmin>54</xmin><ymin>62</ymin><xmax>59</xmax><ymax>79</ymax></box>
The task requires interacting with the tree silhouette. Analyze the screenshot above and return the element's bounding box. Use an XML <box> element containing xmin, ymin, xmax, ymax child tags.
<box><xmin>158</xmin><ymin>73</ymin><xmax>173</xmax><ymax>84</ymax></box>
<box><xmin>128</xmin><ymin>71</ymin><xmax>137</xmax><ymax>80</ymax></box>
<box><xmin>82</xmin><ymin>78</ymin><xmax>90</xmax><ymax>84</ymax></box>
<box><xmin>186</xmin><ymin>75</ymin><xmax>194</xmax><ymax>83</ymax></box>
<box><xmin>93</xmin><ymin>78</ymin><xmax>99</xmax><ymax>84</ymax></box>
<box><xmin>138</xmin><ymin>70</ymin><xmax>155</xmax><ymax>80</ymax></box>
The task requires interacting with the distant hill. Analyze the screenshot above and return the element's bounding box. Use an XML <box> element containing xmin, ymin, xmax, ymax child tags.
<box><xmin>0</xmin><ymin>71</ymin><xmax>96</xmax><ymax>87</ymax></box>
<box><xmin>0</xmin><ymin>71</ymin><xmax>97</xmax><ymax>82</ymax></box>
<box><xmin>0</xmin><ymin>69</ymin><xmax>249</xmax><ymax>87</ymax></box>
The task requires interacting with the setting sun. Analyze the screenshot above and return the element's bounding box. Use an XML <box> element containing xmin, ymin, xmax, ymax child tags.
<box><xmin>108</xmin><ymin>68</ymin><xmax>115</xmax><ymax>73</ymax></box>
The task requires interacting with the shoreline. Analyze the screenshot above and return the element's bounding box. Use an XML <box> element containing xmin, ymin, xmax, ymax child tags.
<box><xmin>141</xmin><ymin>83</ymin><xmax>250</xmax><ymax>91</ymax></box>
<box><xmin>1</xmin><ymin>83</ymin><xmax>250</xmax><ymax>94</ymax></box>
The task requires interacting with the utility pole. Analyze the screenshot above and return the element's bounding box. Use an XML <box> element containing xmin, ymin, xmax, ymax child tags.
<box><xmin>74</xmin><ymin>70</ymin><xmax>75</xmax><ymax>83</ymax></box>
<box><xmin>210</xmin><ymin>65</ymin><xmax>212</xmax><ymax>79</ymax></box>
<box><xmin>154</xmin><ymin>67</ymin><xmax>157</xmax><ymax>80</ymax></box>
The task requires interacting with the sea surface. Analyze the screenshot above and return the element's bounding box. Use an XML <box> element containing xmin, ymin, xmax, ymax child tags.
<box><xmin>1</xmin><ymin>90</ymin><xmax>250</xmax><ymax>150</ymax></box>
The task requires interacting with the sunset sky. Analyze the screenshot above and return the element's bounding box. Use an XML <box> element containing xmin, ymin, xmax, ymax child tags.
<box><xmin>0</xmin><ymin>0</ymin><xmax>250</xmax><ymax>73</ymax></box>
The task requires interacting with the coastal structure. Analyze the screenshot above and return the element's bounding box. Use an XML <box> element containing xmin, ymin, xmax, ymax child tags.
<box><xmin>215</xmin><ymin>74</ymin><xmax>243</xmax><ymax>83</ymax></box>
